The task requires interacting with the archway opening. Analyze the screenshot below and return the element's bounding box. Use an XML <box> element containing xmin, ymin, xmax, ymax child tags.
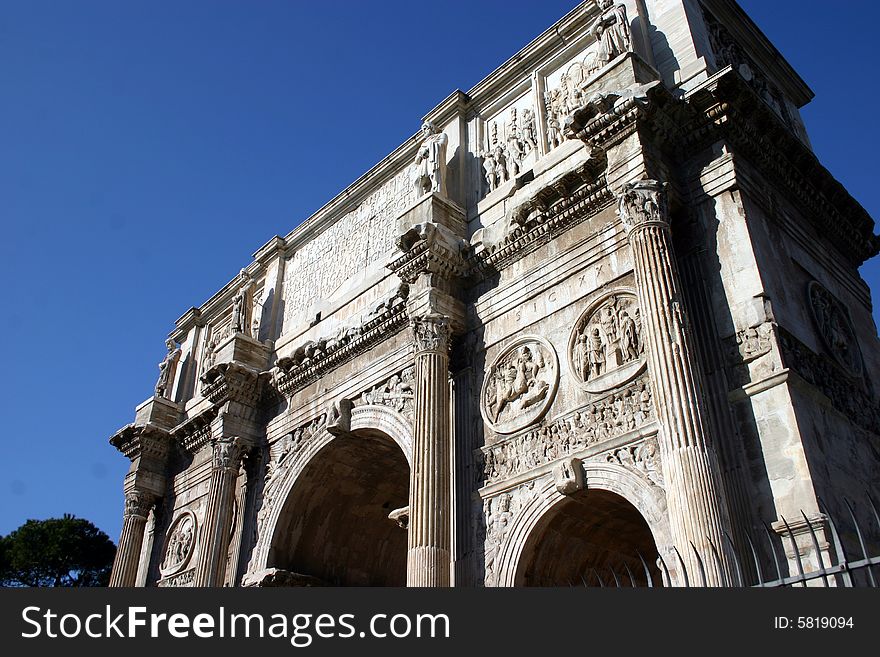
<box><xmin>515</xmin><ymin>489</ymin><xmax>662</xmax><ymax>587</ymax></box>
<box><xmin>269</xmin><ymin>429</ymin><xmax>409</xmax><ymax>586</ymax></box>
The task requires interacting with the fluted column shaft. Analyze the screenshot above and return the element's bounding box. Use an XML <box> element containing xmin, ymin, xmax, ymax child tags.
<box><xmin>193</xmin><ymin>436</ymin><xmax>242</xmax><ymax>587</ymax></box>
<box><xmin>619</xmin><ymin>180</ymin><xmax>733</xmax><ymax>586</ymax></box>
<box><xmin>407</xmin><ymin>314</ymin><xmax>452</xmax><ymax>587</ymax></box>
<box><xmin>109</xmin><ymin>491</ymin><xmax>153</xmax><ymax>587</ymax></box>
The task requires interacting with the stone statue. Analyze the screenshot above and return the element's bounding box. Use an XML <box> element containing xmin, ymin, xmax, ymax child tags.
<box><xmin>412</xmin><ymin>121</ymin><xmax>448</xmax><ymax>197</ymax></box>
<box><xmin>229</xmin><ymin>269</ymin><xmax>254</xmax><ymax>337</ymax></box>
<box><xmin>155</xmin><ymin>338</ymin><xmax>181</xmax><ymax>399</ymax></box>
<box><xmin>590</xmin><ymin>0</ymin><xmax>632</xmax><ymax>65</ymax></box>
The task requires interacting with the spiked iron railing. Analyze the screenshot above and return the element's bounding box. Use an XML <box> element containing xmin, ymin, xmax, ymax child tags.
<box><xmin>573</xmin><ymin>494</ymin><xmax>880</xmax><ymax>588</ymax></box>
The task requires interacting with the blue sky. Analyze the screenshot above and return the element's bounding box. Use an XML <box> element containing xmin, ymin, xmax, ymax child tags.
<box><xmin>1</xmin><ymin>0</ymin><xmax>877</xmax><ymax>543</ymax></box>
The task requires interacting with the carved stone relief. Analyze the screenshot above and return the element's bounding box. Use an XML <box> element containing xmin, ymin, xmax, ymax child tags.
<box><xmin>359</xmin><ymin>367</ymin><xmax>415</xmax><ymax>417</ymax></box>
<box><xmin>159</xmin><ymin>510</ymin><xmax>197</xmax><ymax>577</ymax></box>
<box><xmin>481</xmin><ymin>104</ymin><xmax>539</xmax><ymax>193</ymax></box>
<box><xmin>481</xmin><ymin>336</ymin><xmax>559</xmax><ymax>435</ymax></box>
<box><xmin>570</xmin><ymin>293</ymin><xmax>645</xmax><ymax>393</ymax></box>
<box><xmin>482</xmin><ymin>481</ymin><xmax>538</xmax><ymax>586</ymax></box>
<box><xmin>482</xmin><ymin>377</ymin><xmax>655</xmax><ymax>485</ymax></box>
<box><xmin>282</xmin><ymin>168</ymin><xmax>416</xmax><ymax>332</ymax></box>
<box><xmin>603</xmin><ymin>438</ymin><xmax>664</xmax><ymax>487</ymax></box>
<box><xmin>807</xmin><ymin>281</ymin><xmax>863</xmax><ymax>377</ymax></box>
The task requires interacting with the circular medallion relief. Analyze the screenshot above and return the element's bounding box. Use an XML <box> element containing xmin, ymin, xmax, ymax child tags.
<box><xmin>569</xmin><ymin>292</ymin><xmax>646</xmax><ymax>393</ymax></box>
<box><xmin>807</xmin><ymin>281</ymin><xmax>862</xmax><ymax>377</ymax></box>
<box><xmin>159</xmin><ymin>510</ymin><xmax>197</xmax><ymax>577</ymax></box>
<box><xmin>481</xmin><ymin>336</ymin><xmax>559</xmax><ymax>435</ymax></box>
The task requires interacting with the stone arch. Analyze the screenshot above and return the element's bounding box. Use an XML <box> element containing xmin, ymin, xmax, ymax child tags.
<box><xmin>247</xmin><ymin>404</ymin><xmax>413</xmax><ymax>580</ymax></box>
<box><xmin>494</xmin><ymin>461</ymin><xmax>670</xmax><ymax>587</ymax></box>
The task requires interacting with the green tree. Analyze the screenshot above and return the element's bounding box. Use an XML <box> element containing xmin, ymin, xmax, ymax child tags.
<box><xmin>0</xmin><ymin>514</ymin><xmax>116</xmax><ymax>587</ymax></box>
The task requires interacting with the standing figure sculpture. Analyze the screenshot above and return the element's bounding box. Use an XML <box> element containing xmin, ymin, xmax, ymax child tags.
<box><xmin>229</xmin><ymin>269</ymin><xmax>254</xmax><ymax>337</ymax></box>
<box><xmin>412</xmin><ymin>121</ymin><xmax>448</xmax><ymax>197</ymax></box>
<box><xmin>156</xmin><ymin>338</ymin><xmax>181</xmax><ymax>399</ymax></box>
<box><xmin>590</xmin><ymin>0</ymin><xmax>632</xmax><ymax>67</ymax></box>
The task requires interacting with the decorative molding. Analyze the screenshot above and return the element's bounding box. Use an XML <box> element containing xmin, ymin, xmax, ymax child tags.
<box><xmin>273</xmin><ymin>286</ymin><xmax>410</xmax><ymax>397</ymax></box>
<box><xmin>109</xmin><ymin>424</ymin><xmax>171</xmax><ymax>462</ymax></box>
<box><xmin>470</xmin><ymin>172</ymin><xmax>612</xmax><ymax>277</ymax></box>
<box><xmin>200</xmin><ymin>361</ymin><xmax>264</xmax><ymax>408</ymax></box>
<box><xmin>389</xmin><ymin>223</ymin><xmax>469</xmax><ymax>284</ymax></box>
<box><xmin>481</xmin><ymin>376</ymin><xmax>655</xmax><ymax>485</ymax></box>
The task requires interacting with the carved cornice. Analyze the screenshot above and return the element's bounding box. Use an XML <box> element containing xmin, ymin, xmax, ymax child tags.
<box><xmin>273</xmin><ymin>298</ymin><xmax>409</xmax><ymax>397</ymax></box>
<box><xmin>200</xmin><ymin>361</ymin><xmax>263</xmax><ymax>407</ymax></box>
<box><xmin>686</xmin><ymin>68</ymin><xmax>879</xmax><ymax>266</ymax></box>
<box><xmin>470</xmin><ymin>172</ymin><xmax>612</xmax><ymax>278</ymax></box>
<box><xmin>109</xmin><ymin>423</ymin><xmax>172</xmax><ymax>462</ymax></box>
<box><xmin>170</xmin><ymin>405</ymin><xmax>219</xmax><ymax>455</ymax></box>
<box><xmin>388</xmin><ymin>222</ymin><xmax>470</xmax><ymax>284</ymax></box>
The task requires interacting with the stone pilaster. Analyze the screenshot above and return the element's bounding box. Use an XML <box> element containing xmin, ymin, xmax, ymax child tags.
<box><xmin>109</xmin><ymin>491</ymin><xmax>154</xmax><ymax>587</ymax></box>
<box><xmin>193</xmin><ymin>436</ymin><xmax>244</xmax><ymax>587</ymax></box>
<box><xmin>407</xmin><ymin>314</ymin><xmax>453</xmax><ymax>587</ymax></box>
<box><xmin>618</xmin><ymin>180</ymin><xmax>734</xmax><ymax>586</ymax></box>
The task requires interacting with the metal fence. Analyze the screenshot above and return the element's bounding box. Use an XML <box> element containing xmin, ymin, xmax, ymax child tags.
<box><xmin>580</xmin><ymin>494</ymin><xmax>880</xmax><ymax>588</ymax></box>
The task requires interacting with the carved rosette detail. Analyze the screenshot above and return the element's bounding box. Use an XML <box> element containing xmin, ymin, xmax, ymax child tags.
<box><xmin>411</xmin><ymin>314</ymin><xmax>452</xmax><ymax>354</ymax></box>
<box><xmin>212</xmin><ymin>436</ymin><xmax>243</xmax><ymax>471</ymax></box>
<box><xmin>570</xmin><ymin>292</ymin><xmax>645</xmax><ymax>392</ymax></box>
<box><xmin>807</xmin><ymin>281</ymin><xmax>863</xmax><ymax>377</ymax></box>
<box><xmin>123</xmin><ymin>491</ymin><xmax>153</xmax><ymax>519</ymax></box>
<box><xmin>481</xmin><ymin>336</ymin><xmax>559</xmax><ymax>435</ymax></box>
<box><xmin>159</xmin><ymin>511</ymin><xmax>197</xmax><ymax>577</ymax></box>
<box><xmin>616</xmin><ymin>180</ymin><xmax>668</xmax><ymax>232</ymax></box>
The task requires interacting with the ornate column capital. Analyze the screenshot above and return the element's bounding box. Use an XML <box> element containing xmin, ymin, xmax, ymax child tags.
<box><xmin>211</xmin><ymin>436</ymin><xmax>244</xmax><ymax>472</ymax></box>
<box><xmin>411</xmin><ymin>314</ymin><xmax>452</xmax><ymax>354</ymax></box>
<box><xmin>616</xmin><ymin>179</ymin><xmax>669</xmax><ymax>233</ymax></box>
<box><xmin>123</xmin><ymin>490</ymin><xmax>155</xmax><ymax>520</ymax></box>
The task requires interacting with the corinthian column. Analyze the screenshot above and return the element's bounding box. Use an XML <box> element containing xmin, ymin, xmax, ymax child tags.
<box><xmin>193</xmin><ymin>436</ymin><xmax>243</xmax><ymax>587</ymax></box>
<box><xmin>109</xmin><ymin>491</ymin><xmax>154</xmax><ymax>587</ymax></box>
<box><xmin>618</xmin><ymin>180</ymin><xmax>733</xmax><ymax>586</ymax></box>
<box><xmin>407</xmin><ymin>314</ymin><xmax>453</xmax><ymax>587</ymax></box>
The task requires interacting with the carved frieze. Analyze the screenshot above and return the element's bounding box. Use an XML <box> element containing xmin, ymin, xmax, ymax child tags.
<box><xmin>807</xmin><ymin>281</ymin><xmax>863</xmax><ymax>377</ymax></box>
<box><xmin>481</xmin><ymin>377</ymin><xmax>655</xmax><ymax>485</ymax></box>
<box><xmin>481</xmin><ymin>336</ymin><xmax>559</xmax><ymax>435</ymax></box>
<box><xmin>282</xmin><ymin>168</ymin><xmax>416</xmax><ymax>332</ymax></box>
<box><xmin>778</xmin><ymin>327</ymin><xmax>880</xmax><ymax>435</ymax></box>
<box><xmin>570</xmin><ymin>292</ymin><xmax>645</xmax><ymax>393</ymax></box>
<box><xmin>159</xmin><ymin>511</ymin><xmax>197</xmax><ymax>577</ymax></box>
